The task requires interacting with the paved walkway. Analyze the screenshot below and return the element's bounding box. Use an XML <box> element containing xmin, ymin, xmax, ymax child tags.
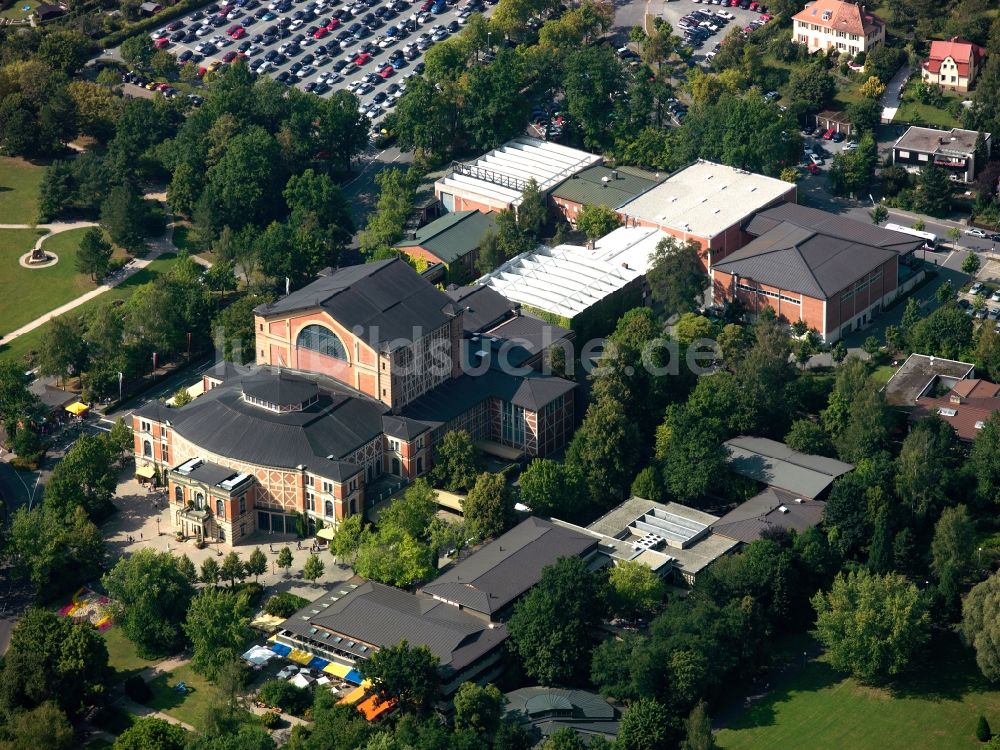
<box><xmin>0</xmin><ymin>195</ymin><xmax>180</xmax><ymax>348</ymax></box>
<box><xmin>113</xmin><ymin>655</ymin><xmax>197</xmax><ymax>732</ymax></box>
<box><xmin>880</xmin><ymin>65</ymin><xmax>912</xmax><ymax>123</ymax></box>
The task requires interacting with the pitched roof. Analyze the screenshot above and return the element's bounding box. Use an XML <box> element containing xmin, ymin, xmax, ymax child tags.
<box><xmin>282</xmin><ymin>579</ymin><xmax>507</xmax><ymax>670</ymax></box>
<box><xmin>792</xmin><ymin>0</ymin><xmax>883</xmax><ymax>36</ymax></box>
<box><xmin>445</xmin><ymin>284</ymin><xmax>518</xmax><ymax>333</ymax></box>
<box><xmin>419</xmin><ymin>517</ymin><xmax>597</xmax><ymax>616</ymax></box>
<box><xmin>923</xmin><ymin>37</ymin><xmax>986</xmax><ymax>77</ymax></box>
<box><xmin>395</xmin><ymin>210</ymin><xmax>497</xmax><ymax>265</ymax></box>
<box><xmin>724</xmin><ymin>436</ymin><xmax>854</xmax><ymax>498</ymax></box>
<box><xmin>254</xmin><ymin>259</ymin><xmax>458</xmax><ymax>351</ymax></box>
<box><xmin>912</xmin><ymin>378</ymin><xmax>1000</xmax><ymax>440</ymax></box>
<box><xmin>549</xmin><ymin>164</ymin><xmax>664</xmax><ymax>209</ymax></box>
<box><xmin>712</xmin><ymin>487</ymin><xmax>825</xmax><ymax>544</ymax></box>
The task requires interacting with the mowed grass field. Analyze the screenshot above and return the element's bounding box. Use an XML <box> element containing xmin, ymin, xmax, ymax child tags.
<box><xmin>0</xmin><ymin>252</ymin><xmax>180</xmax><ymax>365</ymax></box>
<box><xmin>717</xmin><ymin>640</ymin><xmax>1000</xmax><ymax>750</ymax></box>
<box><xmin>0</xmin><ymin>227</ymin><xmax>100</xmax><ymax>336</ymax></box>
<box><xmin>0</xmin><ymin>156</ymin><xmax>44</xmax><ymax>223</ymax></box>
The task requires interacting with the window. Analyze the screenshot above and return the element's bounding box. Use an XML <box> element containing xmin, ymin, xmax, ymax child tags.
<box><xmin>322</xmin><ymin>481</ymin><xmax>333</xmax><ymax>494</ymax></box>
<box><xmin>143</xmin><ymin>440</ymin><xmax>153</xmax><ymax>458</ymax></box>
<box><xmin>195</xmin><ymin>492</ymin><xmax>205</xmax><ymax>509</ymax></box>
<box><xmin>501</xmin><ymin>401</ymin><xmax>526</xmax><ymax>445</ymax></box>
<box><xmin>239</xmin><ymin>496</ymin><xmax>246</xmax><ymax>513</ymax></box>
<box><xmin>218</xmin><ymin>527</ymin><xmax>225</xmax><ymax>542</ymax></box>
<box><xmin>388</xmin><ymin>438</ymin><xmax>400</xmax><ymax>451</ymax></box>
<box><xmin>160</xmin><ymin>442</ymin><xmax>168</xmax><ymax>461</ymax></box>
<box><xmin>898</xmin><ymin>150</ymin><xmax>909</xmax><ymax>158</ymax></box>
<box><xmin>324</xmin><ymin>500</ymin><xmax>334</xmax><ymax>517</ymax></box>
<box><xmin>296</xmin><ymin>325</ymin><xmax>348</xmax><ymax>360</ymax></box>
<box><xmin>306</xmin><ymin>491</ymin><xmax>315</xmax><ymax>511</ymax></box>
<box><xmin>975</xmin><ymin>420</ymin><xmax>985</xmax><ymax>430</ymax></box>
<box><xmin>175</xmin><ymin>486</ymin><xmax>184</xmax><ymax>504</ymax></box>
<box><xmin>349</xmin><ymin>478</ymin><xmax>357</xmax><ymax>492</ymax></box>
<box><xmin>141</xmin><ymin>420</ymin><xmax>151</xmax><ymax>433</ymax></box>
<box><xmin>416</xmin><ymin>436</ymin><xmax>424</xmax><ymax>450</ymax></box>
<box><xmin>240</xmin><ymin>523</ymin><xmax>246</xmax><ymax>537</ymax></box>
<box><xmin>918</xmin><ymin>153</ymin><xmax>929</xmax><ymax>161</ymax></box>
<box><xmin>938</xmin><ymin>407</ymin><xmax>957</xmax><ymax>417</ymax></box>
<box><xmin>216</xmin><ymin>499</ymin><xmax>225</xmax><ymax>518</ymax></box>
<box><xmin>306</xmin><ymin>476</ymin><xmax>314</xmax><ymax>487</ymax></box>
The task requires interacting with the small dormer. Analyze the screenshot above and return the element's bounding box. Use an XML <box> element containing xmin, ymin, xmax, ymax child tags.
<box><xmin>950</xmin><ymin>393</ymin><xmax>962</xmax><ymax>405</ymax></box>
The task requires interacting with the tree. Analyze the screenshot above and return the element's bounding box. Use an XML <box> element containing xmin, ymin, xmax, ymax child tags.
<box><xmin>847</xmin><ymin>96</ymin><xmax>882</xmax><ymax>135</ymax></box>
<box><xmin>962</xmin><ymin>572</ymin><xmax>1000</xmax><ymax>682</ymax></box>
<box><xmin>0</xmin><ymin>360</ymin><xmax>41</xmax><ymax>439</ymax></box>
<box><xmin>576</xmin><ymin>204</ymin><xmax>622</xmax><ymax>242</ymax></box>
<box><xmin>860</xmin><ymin>75</ymin><xmax>887</xmax><ymax>99</ymax></box>
<box><xmin>895</xmin><ymin>416</ymin><xmax>963</xmax><ymax>520</ymax></box>
<box><xmin>518</xmin><ymin>459</ymin><xmax>585</xmax><ymax>520</ymax></box>
<box><xmin>74</xmin><ymin>228</ymin><xmax>114</xmax><ymax>282</ymax></box>
<box><xmin>453</xmin><ymin>682</ymin><xmax>505</xmax><ymax>736</ymax></box>
<box><xmin>100</xmin><ymin>184</ymin><xmax>146</xmax><ymax>253</ymax></box>
<box><xmin>541</xmin><ymin>728</ymin><xmax>587</xmax><ymax>750</ymax></box>
<box><xmin>200</xmin><ymin>557</ymin><xmax>221</xmax><ymax>586</ymax></box>
<box><xmin>276</xmin><ymin>546</ymin><xmax>293</xmax><ymax>575</ymax></box>
<box><xmin>246</xmin><ymin>547</ymin><xmax>267</xmax><ymax>582</ymax></box>
<box><xmin>608</xmin><ymin>560</ymin><xmax>666</xmax><ymax>620</ymax></box>
<box><xmin>303</xmin><ymin>554</ymin><xmax>325</xmax><ymax>582</ymax></box>
<box><xmin>647</xmin><ymin>236</ymin><xmax>707</xmax><ymax>315</ymax></box>
<box><xmin>787</xmin><ymin>63</ymin><xmax>835</xmax><ymax>112</ymax></box>
<box><xmin>463</xmin><ymin>472</ymin><xmax>512</xmax><ymax>541</ymax></box>
<box><xmin>971</xmin><ymin>412</ymin><xmax>1000</xmax><ymax>506</ymax></box>
<box><xmin>785</xmin><ymin>418</ymin><xmax>833</xmax><ymax>456</ymax></box>
<box><xmin>931</xmin><ymin>504</ymin><xmax>976</xmax><ymax>611</ymax></box>
<box><xmin>102</xmin><ymin>549</ymin><xmax>196</xmax><ymax>657</ymax></box>
<box><xmin>811</xmin><ymin>569</ymin><xmax>931</xmax><ymax>682</ymax></box>
<box><xmin>682</xmin><ymin>701</ymin><xmax>717</xmax><ymax>750</ymax></box>
<box><xmin>330</xmin><ymin>514</ymin><xmax>367</xmax><ymax>564</ymax></box>
<box><xmin>0</xmin><ymin>702</ymin><xmax>75</xmax><ymax>750</ymax></box>
<box><xmin>918</xmin><ymin>165</ymin><xmax>952</xmax><ymax>217</ymax></box>
<box><xmin>37</xmin><ymin>160</ymin><xmax>75</xmax><ymax>222</ymax></box>
<box><xmin>517</xmin><ymin>178</ymin><xmax>547</xmax><ymax>238</ymax></box>
<box><xmin>40</xmin><ymin>433</ymin><xmax>118</xmax><ymax>521</ymax></box>
<box><xmin>176</xmin><ymin>554</ymin><xmax>198</xmax><ymax>585</ymax></box>
<box><xmin>964</xmin><ymin>252</ymin><xmax>983</xmax><ymax>275</ymax></box>
<box><xmin>566</xmin><ymin>396</ymin><xmax>642</xmax><ymax>512</ymax></box>
<box><xmin>869</xmin><ymin>205</ymin><xmax>889</xmax><ymax>225</ymax></box>
<box><xmin>976</xmin><ymin>716</ymin><xmax>992</xmax><ymax>743</ymax></box>
<box><xmin>430</xmin><ymin>430</ymin><xmax>479</xmax><ymax>492</ymax></box>
<box><xmin>113</xmin><ymin>717</ymin><xmax>187</xmax><ymax>750</ymax></box>
<box><xmin>780</xmin><ymin>166</ymin><xmax>801</xmax><ymax>183</ymax></box>
<box><xmin>359</xmin><ymin>640</ymin><xmax>440</xmax><ymax>715</ymax></box>
<box><xmin>220</xmin><ymin>551</ymin><xmax>246</xmax><ymax>587</ymax></box>
<box><xmin>828</xmin><ymin>132</ymin><xmax>877</xmax><ymax>196</ymax></box>
<box><xmin>0</xmin><ymin>609</ymin><xmax>109</xmax><ymax>716</ymax></box>
<box><xmin>257</xmin><ymin>679</ymin><xmax>312</xmax><ymax>715</ymax></box>
<box><xmin>617</xmin><ymin>698</ymin><xmax>680</xmax><ymax>750</ymax></box>
<box><xmin>507</xmin><ymin>556</ymin><xmax>602</xmax><ymax>686</ymax></box>
<box><xmin>167</xmin><ymin>162</ymin><xmax>202</xmax><ymax>218</ymax></box>
<box><xmin>184</xmin><ymin>588</ymin><xmax>251</xmax><ymax>679</ymax></box>
<box><xmin>36</xmin><ymin>314</ymin><xmax>87</xmax><ymax>387</ymax></box>
<box><xmin>121</xmin><ymin>35</ymin><xmax>155</xmax><ymax>69</ymax></box>
<box><xmin>7</xmin><ymin>505</ymin><xmax>105</xmax><ymax>596</ymax></box>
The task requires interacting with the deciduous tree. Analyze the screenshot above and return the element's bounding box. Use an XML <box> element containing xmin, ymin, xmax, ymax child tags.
<box><xmin>576</xmin><ymin>203</ymin><xmax>622</xmax><ymax>242</ymax></box>
<box><xmin>462</xmin><ymin>472</ymin><xmax>512</xmax><ymax>541</ymax></box>
<box><xmin>184</xmin><ymin>588</ymin><xmax>251</xmax><ymax>679</ymax></box>
<box><xmin>961</xmin><ymin>571</ymin><xmax>1000</xmax><ymax>682</ymax></box>
<box><xmin>647</xmin><ymin>236</ymin><xmax>707</xmax><ymax>316</ymax></box>
<box><xmin>359</xmin><ymin>640</ymin><xmax>440</xmax><ymax>715</ymax></box>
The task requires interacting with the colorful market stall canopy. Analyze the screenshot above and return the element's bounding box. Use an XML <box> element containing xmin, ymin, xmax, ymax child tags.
<box><xmin>66</xmin><ymin>402</ymin><xmax>89</xmax><ymax>416</ymax></box>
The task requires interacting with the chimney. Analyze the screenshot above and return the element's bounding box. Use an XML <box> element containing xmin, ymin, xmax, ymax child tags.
<box><xmin>622</xmin><ymin>262</ymin><xmax>629</xmax><ymax>270</ymax></box>
<box><xmin>612</xmin><ymin>169</ymin><xmax>619</xmax><ymax>180</ymax></box>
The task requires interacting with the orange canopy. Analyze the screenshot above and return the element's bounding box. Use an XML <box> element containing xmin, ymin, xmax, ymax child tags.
<box><xmin>357</xmin><ymin>694</ymin><xmax>396</xmax><ymax>722</ymax></box>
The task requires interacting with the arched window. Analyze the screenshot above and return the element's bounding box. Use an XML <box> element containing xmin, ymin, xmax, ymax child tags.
<box><xmin>324</xmin><ymin>500</ymin><xmax>334</xmax><ymax>518</ymax></box>
<box><xmin>297</xmin><ymin>325</ymin><xmax>348</xmax><ymax>361</ymax></box>
<box><xmin>216</xmin><ymin>499</ymin><xmax>225</xmax><ymax>518</ymax></box>
<box><xmin>174</xmin><ymin>486</ymin><xmax>184</xmax><ymax>505</ymax></box>
<box><xmin>196</xmin><ymin>492</ymin><xmax>204</xmax><ymax>510</ymax></box>
<box><xmin>143</xmin><ymin>440</ymin><xmax>153</xmax><ymax>458</ymax></box>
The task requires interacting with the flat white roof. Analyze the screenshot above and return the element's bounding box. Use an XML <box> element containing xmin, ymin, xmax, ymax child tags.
<box><xmin>477</xmin><ymin>226</ymin><xmax>667</xmax><ymax>319</ymax></box>
<box><xmin>617</xmin><ymin>160</ymin><xmax>794</xmax><ymax>238</ymax></box>
<box><xmin>435</xmin><ymin>137</ymin><xmax>602</xmax><ymax>207</ymax></box>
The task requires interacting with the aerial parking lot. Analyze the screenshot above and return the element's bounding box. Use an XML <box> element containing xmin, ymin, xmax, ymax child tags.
<box><xmin>652</xmin><ymin>0</ymin><xmax>773</xmax><ymax>66</ymax></box>
<box><xmin>145</xmin><ymin>0</ymin><xmax>494</xmax><ymax>126</ymax></box>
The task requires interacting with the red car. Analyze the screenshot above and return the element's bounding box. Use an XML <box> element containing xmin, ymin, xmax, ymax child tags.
<box><xmin>313</xmin><ymin>26</ymin><xmax>329</xmax><ymax>38</ymax></box>
<box><xmin>154</xmin><ymin>37</ymin><xmax>170</xmax><ymax>48</ymax></box>
<box><xmin>223</xmin><ymin>50</ymin><xmax>238</xmax><ymax>62</ymax></box>
<box><xmin>354</xmin><ymin>52</ymin><xmax>372</xmax><ymax>65</ymax></box>
<box><xmin>806</xmin><ymin>162</ymin><xmax>820</xmax><ymax>175</ymax></box>
<box><xmin>822</xmin><ymin>128</ymin><xmax>835</xmax><ymax>140</ymax></box>
<box><xmin>227</xmin><ymin>23</ymin><xmax>241</xmax><ymax>34</ymax></box>
<box><xmin>230</xmin><ymin>26</ymin><xmax>246</xmax><ymax>38</ymax></box>
<box><xmin>378</xmin><ymin>64</ymin><xmax>394</xmax><ymax>78</ymax></box>
<box><xmin>749</xmin><ymin>1</ymin><xmax>758</xmax><ymax>9</ymax></box>
<box><xmin>325</xmin><ymin>17</ymin><xmax>340</xmax><ymax>30</ymax></box>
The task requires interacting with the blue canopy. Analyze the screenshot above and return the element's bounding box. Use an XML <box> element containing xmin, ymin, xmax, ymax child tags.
<box><xmin>345</xmin><ymin>669</ymin><xmax>363</xmax><ymax>685</ymax></box>
<box><xmin>308</xmin><ymin>656</ymin><xmax>330</xmax><ymax>671</ymax></box>
<box><xmin>270</xmin><ymin>643</ymin><xmax>292</xmax><ymax>657</ymax></box>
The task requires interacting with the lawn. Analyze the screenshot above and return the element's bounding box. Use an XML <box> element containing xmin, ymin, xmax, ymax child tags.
<box><xmin>895</xmin><ymin>79</ymin><xmax>964</xmax><ymax>129</ymax></box>
<box><xmin>103</xmin><ymin>626</ymin><xmax>162</xmax><ymax>681</ymax></box>
<box><xmin>716</xmin><ymin>639</ymin><xmax>1000</xmax><ymax>750</ymax></box>
<box><xmin>0</xmin><ymin>156</ymin><xmax>44</xmax><ymax>222</ymax></box>
<box><xmin>0</xmin><ymin>252</ymin><xmax>180</xmax><ymax>365</ymax></box>
<box><xmin>0</xmin><ymin>0</ymin><xmax>38</xmax><ymax>19</ymax></box>
<box><xmin>0</xmin><ymin>227</ymin><xmax>105</xmax><ymax>337</ymax></box>
<box><xmin>870</xmin><ymin>364</ymin><xmax>896</xmax><ymax>386</ymax></box>
<box><xmin>146</xmin><ymin>663</ymin><xmax>223</xmax><ymax>730</ymax></box>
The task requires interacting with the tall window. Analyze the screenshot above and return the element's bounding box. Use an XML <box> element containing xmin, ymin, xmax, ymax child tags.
<box><xmin>501</xmin><ymin>401</ymin><xmax>526</xmax><ymax>445</ymax></box>
<box><xmin>195</xmin><ymin>492</ymin><xmax>204</xmax><ymax>510</ymax></box>
<box><xmin>216</xmin><ymin>499</ymin><xmax>225</xmax><ymax>518</ymax></box>
<box><xmin>297</xmin><ymin>325</ymin><xmax>348</xmax><ymax>360</ymax></box>
<box><xmin>143</xmin><ymin>440</ymin><xmax>152</xmax><ymax>458</ymax></box>
<box><xmin>175</xmin><ymin>486</ymin><xmax>184</xmax><ymax>504</ymax></box>
<box><xmin>324</xmin><ymin>500</ymin><xmax>334</xmax><ymax>518</ymax></box>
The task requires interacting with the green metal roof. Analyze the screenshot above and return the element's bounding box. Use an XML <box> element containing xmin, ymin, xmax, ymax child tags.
<box><xmin>549</xmin><ymin>165</ymin><xmax>663</xmax><ymax>209</ymax></box>
<box><xmin>395</xmin><ymin>210</ymin><xmax>497</xmax><ymax>265</ymax></box>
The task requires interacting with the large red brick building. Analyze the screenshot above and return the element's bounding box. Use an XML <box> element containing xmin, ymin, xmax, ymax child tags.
<box><xmin>133</xmin><ymin>259</ymin><xmax>575</xmax><ymax>546</ymax></box>
<box><xmin>710</xmin><ymin>203</ymin><xmax>924</xmax><ymax>342</ymax></box>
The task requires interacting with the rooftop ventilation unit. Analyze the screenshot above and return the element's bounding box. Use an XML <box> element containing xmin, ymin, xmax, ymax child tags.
<box><xmin>778</xmin><ymin>505</ymin><xmax>789</xmax><ymax>513</ymax></box>
<box><xmin>632</xmin><ymin>533</ymin><xmax>665</xmax><ymax>552</ymax></box>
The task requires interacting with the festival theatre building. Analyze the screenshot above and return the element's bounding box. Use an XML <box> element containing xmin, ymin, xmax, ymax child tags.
<box><xmin>133</xmin><ymin>259</ymin><xmax>576</xmax><ymax>547</ymax></box>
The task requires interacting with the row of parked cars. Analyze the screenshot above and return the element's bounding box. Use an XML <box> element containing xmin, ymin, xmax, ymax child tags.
<box><xmin>678</xmin><ymin>8</ymin><xmax>731</xmax><ymax>47</ymax></box>
<box><xmin>694</xmin><ymin>0</ymin><xmax>768</xmax><ymax>10</ymax></box>
<box><xmin>121</xmin><ymin>70</ymin><xmax>205</xmax><ymax>105</ymax></box>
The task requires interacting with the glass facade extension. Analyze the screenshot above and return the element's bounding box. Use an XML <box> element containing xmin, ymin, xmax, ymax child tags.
<box><xmin>500</xmin><ymin>401</ymin><xmax>525</xmax><ymax>446</ymax></box>
<box><xmin>296</xmin><ymin>325</ymin><xmax>348</xmax><ymax>360</ymax></box>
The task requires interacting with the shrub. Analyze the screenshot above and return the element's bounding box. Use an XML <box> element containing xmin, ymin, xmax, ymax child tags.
<box><xmin>263</xmin><ymin>592</ymin><xmax>309</xmax><ymax>618</ymax></box>
<box><xmin>977</xmin><ymin>715</ymin><xmax>992</xmax><ymax>742</ymax></box>
<box><xmin>260</xmin><ymin>710</ymin><xmax>281</xmax><ymax>728</ymax></box>
<box><xmin>124</xmin><ymin>675</ymin><xmax>152</xmax><ymax>704</ymax></box>
<box><xmin>257</xmin><ymin>679</ymin><xmax>312</xmax><ymax>715</ymax></box>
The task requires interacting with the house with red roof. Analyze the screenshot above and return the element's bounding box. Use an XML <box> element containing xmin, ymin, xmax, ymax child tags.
<box><xmin>921</xmin><ymin>37</ymin><xmax>987</xmax><ymax>93</ymax></box>
<box><xmin>913</xmin><ymin>378</ymin><xmax>1000</xmax><ymax>441</ymax></box>
<box><xmin>792</xmin><ymin>0</ymin><xmax>885</xmax><ymax>56</ymax></box>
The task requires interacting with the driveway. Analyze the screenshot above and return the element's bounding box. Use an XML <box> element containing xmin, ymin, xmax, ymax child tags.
<box><xmin>880</xmin><ymin>64</ymin><xmax>911</xmax><ymax>123</ymax></box>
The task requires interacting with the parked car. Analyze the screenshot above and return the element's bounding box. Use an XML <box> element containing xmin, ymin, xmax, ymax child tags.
<box><xmin>832</xmin><ymin>131</ymin><xmax>846</xmax><ymax>142</ymax></box>
<box><xmin>822</xmin><ymin>128</ymin><xmax>835</xmax><ymax>140</ymax></box>
<box><xmin>966</xmin><ymin>228</ymin><xmax>988</xmax><ymax>238</ymax></box>
<box><xmin>971</xmin><ymin>282</ymin><xmax>985</xmax><ymax>295</ymax></box>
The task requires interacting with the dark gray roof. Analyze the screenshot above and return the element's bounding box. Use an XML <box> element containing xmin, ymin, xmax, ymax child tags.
<box><xmin>139</xmin><ymin>368</ymin><xmax>377</xmax><ymax>482</ymax></box>
<box><xmin>419</xmin><ymin>517</ymin><xmax>597</xmax><ymax>616</ymax></box>
<box><xmin>254</xmin><ymin>259</ymin><xmax>458</xmax><ymax>351</ymax></box>
<box><xmin>445</xmin><ymin>285</ymin><xmax>518</xmax><ymax>334</ymax></box>
<box><xmin>712</xmin><ymin>220</ymin><xmax>898</xmax><ymax>299</ymax></box>
<box><xmin>241</xmin><ymin>371</ymin><xmax>319</xmax><ymax>406</ymax></box>
<box><xmin>883</xmin><ymin>353</ymin><xmax>975</xmax><ymax>406</ymax></box>
<box><xmin>746</xmin><ymin>203</ymin><xmax>924</xmax><ymax>256</ymax></box>
<box><xmin>505</xmin><ymin>687</ymin><xmax>616</xmax><ymax>721</ymax></box>
<box><xmin>401</xmin><ymin>369</ymin><xmax>575</xmax><ymax>427</ymax></box>
<box><xmin>711</xmin><ymin>487</ymin><xmax>825</xmax><ymax>544</ymax></box>
<box><xmin>174</xmin><ymin>460</ymin><xmax>241</xmax><ymax>488</ymax></box>
<box><xmin>29</xmin><ymin>382</ymin><xmax>78</xmax><ymax>410</ymax></box>
<box><xmin>282</xmin><ymin>578</ymin><xmax>507</xmax><ymax>670</ymax></box>
<box><xmin>382</xmin><ymin>414</ymin><xmax>430</xmax><ymax>441</ymax></box>
<box><xmin>550</xmin><ymin>164</ymin><xmax>663</xmax><ymax>209</ymax></box>
<box><xmin>893</xmin><ymin>126</ymin><xmax>984</xmax><ymax>156</ymax></box>
<box><xmin>395</xmin><ymin>210</ymin><xmax>497</xmax><ymax>265</ymax></box>
<box><xmin>483</xmin><ymin>315</ymin><xmax>572</xmax><ymax>367</ymax></box>
<box><xmin>724</xmin><ymin>436</ymin><xmax>854</xmax><ymax>499</ymax></box>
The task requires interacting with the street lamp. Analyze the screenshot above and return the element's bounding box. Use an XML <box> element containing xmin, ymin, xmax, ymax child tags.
<box><xmin>156</xmin><ymin>516</ymin><xmax>161</xmax><ymax>536</ymax></box>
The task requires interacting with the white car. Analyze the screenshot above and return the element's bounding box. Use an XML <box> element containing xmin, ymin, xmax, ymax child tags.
<box><xmin>297</xmin><ymin>64</ymin><xmax>315</xmax><ymax>77</ymax></box>
<box><xmin>246</xmin><ymin>43</ymin><xmax>261</xmax><ymax>55</ymax></box>
<box><xmin>196</xmin><ymin>25</ymin><xmax>213</xmax><ymax>36</ymax></box>
<box><xmin>966</xmin><ymin>228</ymin><xmax>988</xmax><ymax>238</ymax></box>
<box><xmin>347</xmin><ymin>79</ymin><xmax>363</xmax><ymax>92</ymax></box>
<box><xmin>290</xmin><ymin>18</ymin><xmax>304</xmax><ymax>29</ymax></box>
<box><xmin>257</xmin><ymin>60</ymin><xmax>274</xmax><ymax>72</ymax></box>
<box><xmin>378</xmin><ymin>35</ymin><xmax>395</xmax><ymax>47</ymax></box>
<box><xmin>327</xmin><ymin>71</ymin><xmax>344</xmax><ymax>83</ymax></box>
<box><xmin>150</xmin><ymin>27</ymin><xmax>168</xmax><ymax>39</ymax></box>
<box><xmin>227</xmin><ymin>9</ymin><xmax>243</xmax><ymax>19</ymax></box>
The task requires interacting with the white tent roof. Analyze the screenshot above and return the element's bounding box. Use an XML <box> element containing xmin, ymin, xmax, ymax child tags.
<box><xmin>477</xmin><ymin>226</ymin><xmax>668</xmax><ymax>319</ymax></box>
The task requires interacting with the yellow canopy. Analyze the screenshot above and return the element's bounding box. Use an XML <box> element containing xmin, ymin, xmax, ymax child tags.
<box><xmin>323</xmin><ymin>661</ymin><xmax>351</xmax><ymax>678</ymax></box>
<box><xmin>288</xmin><ymin>649</ymin><xmax>313</xmax><ymax>665</ymax></box>
<box><xmin>135</xmin><ymin>464</ymin><xmax>157</xmax><ymax>479</ymax></box>
<box><xmin>317</xmin><ymin>527</ymin><xmax>336</xmax><ymax>541</ymax></box>
<box><xmin>338</xmin><ymin>686</ymin><xmax>367</xmax><ymax>705</ymax></box>
<box><xmin>65</xmin><ymin>402</ymin><xmax>89</xmax><ymax>416</ymax></box>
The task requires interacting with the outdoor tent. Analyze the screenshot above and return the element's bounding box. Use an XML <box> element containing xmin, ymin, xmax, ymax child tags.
<box><xmin>66</xmin><ymin>402</ymin><xmax>89</xmax><ymax>416</ymax></box>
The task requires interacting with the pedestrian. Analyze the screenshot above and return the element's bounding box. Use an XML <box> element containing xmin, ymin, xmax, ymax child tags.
<box><xmin>269</xmin><ymin>543</ymin><xmax>274</xmax><ymax>553</ymax></box>
<box><xmin>139</xmin><ymin>532</ymin><xmax>143</xmax><ymax>540</ymax></box>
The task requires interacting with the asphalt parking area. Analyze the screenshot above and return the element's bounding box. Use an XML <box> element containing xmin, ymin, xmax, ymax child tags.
<box><xmin>148</xmin><ymin>0</ymin><xmax>494</xmax><ymax>126</ymax></box>
<box><xmin>651</xmin><ymin>0</ymin><xmax>772</xmax><ymax>65</ymax></box>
